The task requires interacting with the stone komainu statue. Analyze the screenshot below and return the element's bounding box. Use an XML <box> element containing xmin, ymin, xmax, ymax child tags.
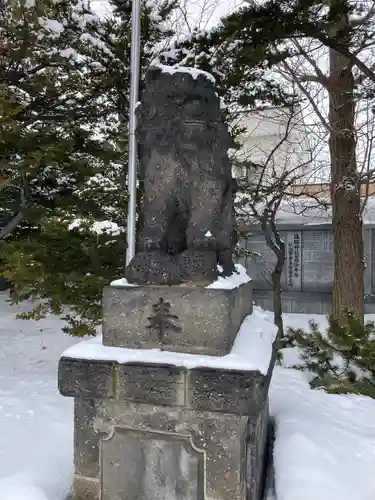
<box><xmin>125</xmin><ymin>66</ymin><xmax>238</xmax><ymax>285</ymax></box>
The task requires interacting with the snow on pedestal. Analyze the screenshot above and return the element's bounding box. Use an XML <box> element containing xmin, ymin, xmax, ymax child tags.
<box><xmin>111</xmin><ymin>263</ymin><xmax>251</xmax><ymax>289</ymax></box>
<box><xmin>207</xmin><ymin>263</ymin><xmax>252</xmax><ymax>289</ymax></box>
<box><xmin>110</xmin><ymin>277</ymin><xmax>137</xmax><ymax>287</ymax></box>
<box><xmin>61</xmin><ymin>306</ymin><xmax>276</xmax><ymax>375</ymax></box>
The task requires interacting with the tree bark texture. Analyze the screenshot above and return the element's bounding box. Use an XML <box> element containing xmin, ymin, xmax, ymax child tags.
<box><xmin>261</xmin><ymin>216</ymin><xmax>285</xmax><ymax>337</ymax></box>
<box><xmin>328</xmin><ymin>0</ymin><xmax>364</xmax><ymax>323</ymax></box>
<box><xmin>272</xmin><ymin>263</ymin><xmax>284</xmax><ymax>338</ymax></box>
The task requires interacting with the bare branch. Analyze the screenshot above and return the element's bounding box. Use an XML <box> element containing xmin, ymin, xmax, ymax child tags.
<box><xmin>298</xmin><ymin>74</ymin><xmax>327</xmax><ymax>84</ymax></box>
<box><xmin>281</xmin><ymin>60</ymin><xmax>331</xmax><ymax>132</ymax></box>
<box><xmin>253</xmin><ymin>105</ymin><xmax>298</xmax><ymax>194</ymax></box>
<box><xmin>349</xmin><ymin>4</ymin><xmax>375</xmax><ymax>27</ymax></box>
<box><xmin>292</xmin><ymin>39</ymin><xmax>329</xmax><ymax>88</ymax></box>
<box><xmin>355</xmin><ymin>60</ymin><xmax>375</xmax><ymax>86</ymax></box>
<box><xmin>177</xmin><ymin>4</ymin><xmax>192</xmax><ymax>33</ymax></box>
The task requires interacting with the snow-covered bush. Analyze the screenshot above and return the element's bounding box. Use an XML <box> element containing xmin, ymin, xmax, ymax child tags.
<box><xmin>286</xmin><ymin>311</ymin><xmax>375</xmax><ymax>398</ymax></box>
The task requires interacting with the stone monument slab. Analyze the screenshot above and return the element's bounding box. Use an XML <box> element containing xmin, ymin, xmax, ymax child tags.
<box><xmin>285</xmin><ymin>230</ymin><xmax>302</xmax><ymax>291</ymax></box>
<box><xmin>101</xmin><ymin>428</ymin><xmax>205</xmax><ymax>500</ymax></box>
<box><xmin>302</xmin><ymin>230</ymin><xmax>334</xmax><ymax>291</ymax></box>
<box><xmin>245</xmin><ymin>233</ymin><xmax>277</xmax><ymax>290</ymax></box>
<box><xmin>102</xmin><ymin>281</ymin><xmax>253</xmax><ymax>356</ymax></box>
<box><xmin>187</xmin><ymin>367</ymin><xmax>265</xmax><ymax>415</ymax></box>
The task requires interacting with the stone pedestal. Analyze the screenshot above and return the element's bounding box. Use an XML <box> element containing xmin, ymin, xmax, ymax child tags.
<box><xmin>102</xmin><ymin>281</ymin><xmax>253</xmax><ymax>356</ymax></box>
<box><xmin>58</xmin><ymin>267</ymin><xmax>276</xmax><ymax>500</ymax></box>
<box><xmin>58</xmin><ymin>357</ymin><xmax>272</xmax><ymax>500</ymax></box>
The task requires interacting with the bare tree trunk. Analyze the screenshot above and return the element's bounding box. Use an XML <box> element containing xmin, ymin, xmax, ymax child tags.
<box><xmin>272</xmin><ymin>256</ymin><xmax>284</xmax><ymax>338</ymax></box>
<box><xmin>329</xmin><ymin>0</ymin><xmax>364</xmax><ymax>323</ymax></box>
<box><xmin>261</xmin><ymin>215</ymin><xmax>285</xmax><ymax>337</ymax></box>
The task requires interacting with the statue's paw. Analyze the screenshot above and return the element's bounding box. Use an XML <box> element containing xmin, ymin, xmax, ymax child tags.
<box><xmin>125</xmin><ymin>251</ymin><xmax>181</xmax><ymax>285</ymax></box>
<box><xmin>176</xmin><ymin>249</ymin><xmax>218</xmax><ymax>285</ymax></box>
<box><xmin>218</xmin><ymin>251</ymin><xmax>236</xmax><ymax>277</ymax></box>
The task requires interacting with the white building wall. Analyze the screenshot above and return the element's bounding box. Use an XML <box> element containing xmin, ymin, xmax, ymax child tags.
<box><xmin>232</xmin><ymin>107</ymin><xmax>315</xmax><ymax>185</ymax></box>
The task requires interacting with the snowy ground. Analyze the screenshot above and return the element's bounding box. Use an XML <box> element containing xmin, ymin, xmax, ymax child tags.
<box><xmin>0</xmin><ymin>293</ymin><xmax>74</xmax><ymax>500</ymax></box>
<box><xmin>1</xmin><ymin>295</ymin><xmax>375</xmax><ymax>500</ymax></box>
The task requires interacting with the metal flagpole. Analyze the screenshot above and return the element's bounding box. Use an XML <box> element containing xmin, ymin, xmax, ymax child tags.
<box><xmin>126</xmin><ymin>0</ymin><xmax>141</xmax><ymax>266</ymax></box>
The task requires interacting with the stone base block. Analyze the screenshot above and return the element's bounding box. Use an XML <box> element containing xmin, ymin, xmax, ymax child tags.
<box><xmin>59</xmin><ymin>356</ymin><xmax>272</xmax><ymax>500</ymax></box>
<box><xmin>59</xmin><ymin>359</ymin><xmax>268</xmax><ymax>415</ymax></box>
<box><xmin>102</xmin><ymin>281</ymin><xmax>252</xmax><ymax>356</ymax></box>
<box><xmin>70</xmin><ymin>399</ymin><xmax>268</xmax><ymax>500</ymax></box>
<box><xmin>72</xmin><ymin>475</ymin><xmax>100</xmax><ymax>500</ymax></box>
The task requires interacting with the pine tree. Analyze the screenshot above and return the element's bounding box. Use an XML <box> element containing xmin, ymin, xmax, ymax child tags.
<box><xmin>170</xmin><ymin>0</ymin><xmax>375</xmax><ymax>325</ymax></box>
<box><xmin>159</xmin><ymin>21</ymin><xmax>293</xmax><ymax>116</ymax></box>
<box><xmin>0</xmin><ymin>0</ymin><xmax>176</xmax><ymax>335</ymax></box>
<box><xmin>287</xmin><ymin>311</ymin><xmax>375</xmax><ymax>398</ymax></box>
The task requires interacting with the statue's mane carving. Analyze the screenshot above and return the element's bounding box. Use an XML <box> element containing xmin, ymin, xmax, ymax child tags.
<box><xmin>136</xmin><ymin>67</ymin><xmax>232</xmax><ymax>156</ymax></box>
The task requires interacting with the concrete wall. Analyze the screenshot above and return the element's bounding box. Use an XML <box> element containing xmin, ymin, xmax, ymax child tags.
<box><xmin>241</xmin><ymin>223</ymin><xmax>375</xmax><ymax>314</ymax></box>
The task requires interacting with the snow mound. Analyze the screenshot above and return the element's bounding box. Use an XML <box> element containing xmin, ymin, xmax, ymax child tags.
<box><xmin>0</xmin><ymin>477</ymin><xmax>49</xmax><ymax>500</ymax></box>
<box><xmin>0</xmin><ymin>294</ymin><xmax>75</xmax><ymax>500</ymax></box>
<box><xmin>271</xmin><ymin>366</ymin><xmax>375</xmax><ymax>500</ymax></box>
